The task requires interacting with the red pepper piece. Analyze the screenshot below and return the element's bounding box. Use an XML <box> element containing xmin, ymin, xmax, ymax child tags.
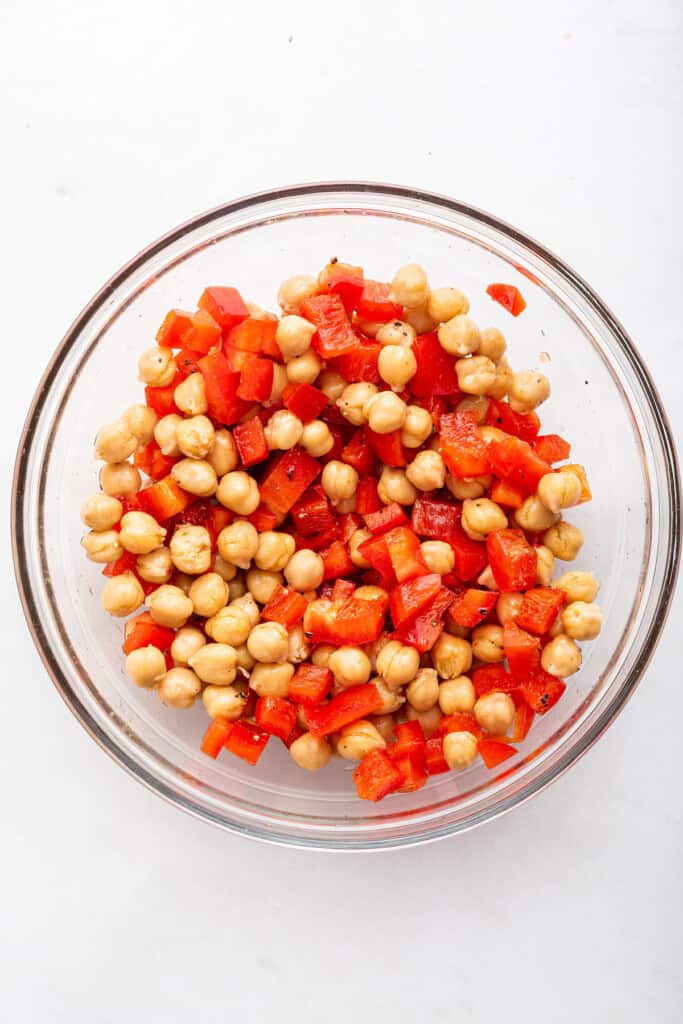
<box><xmin>519</xmin><ymin>668</ymin><xmax>566</xmax><ymax>714</ymax></box>
<box><xmin>180</xmin><ymin>308</ymin><xmax>222</xmax><ymax>354</ymax></box>
<box><xmin>341</xmin><ymin>430</ymin><xmax>379</xmax><ymax>476</ymax></box>
<box><xmin>259</xmin><ymin>448</ymin><xmax>322</xmax><ymax>516</ymax></box>
<box><xmin>233</xmin><ymin>416</ymin><xmax>269</xmax><ymax>468</ymax></box>
<box><xmin>384</xmin><ymin>527</ymin><xmax>429</xmax><ymax>583</ymax></box>
<box><xmin>144</xmin><ymin>383</ymin><xmax>179</xmax><ymax>418</ymax></box>
<box><xmin>485</xmin><ymin>399</ymin><xmax>540</xmax><ymax>441</ymax></box>
<box><xmin>439</xmin><ymin>410</ymin><xmax>491</xmax><ymax>478</ymax></box>
<box><xmin>102</xmin><ymin>550</ymin><xmax>138</xmax><ymax>579</ymax></box>
<box><xmin>487</xmin><ymin>529</ymin><xmax>538</xmax><ymax>592</ymax></box>
<box><xmin>353</xmin><ymin>748</ymin><xmax>403</xmax><ymax>801</ymax></box>
<box><xmin>339</xmin><ymin>512</ymin><xmax>362</xmax><ymax>543</ymax></box>
<box><xmin>448</xmin><ymin>589</ymin><xmax>498</xmax><ymax>628</ymax></box>
<box><xmin>227</xmin><ymin>317</ymin><xmax>280</xmax><ymax>358</ymax></box>
<box><xmin>236</xmin><ymin>355</ymin><xmax>274</xmax><ymax>402</ymax></box>
<box><xmin>200</xmin><ymin>717</ymin><xmax>233</xmax><ymax>759</ymax></box>
<box><xmin>449</xmin><ymin>522</ymin><xmax>489</xmax><ymax>581</ymax></box>
<box><xmin>320</xmin><ymin>540</ymin><xmax>355</xmax><ymax>581</ymax></box>
<box><xmin>503</xmin><ymin>621</ymin><xmax>541</xmax><ymax>677</ymax></box>
<box><xmin>305</xmin><ymin>595</ymin><xmax>387</xmax><ymax>645</ymax></box>
<box><xmin>355</xmin><ymin>478</ymin><xmax>381</xmax><ymax>515</ymax></box>
<box><xmin>261</xmin><ymin>585</ymin><xmax>308</xmax><ymax>628</ymax></box>
<box><xmin>198</xmin><ymin>286</ymin><xmax>249</xmax><ymax>331</ymax></box>
<box><xmin>247</xmin><ymin>504</ymin><xmax>280</xmax><ymax>532</ymax></box>
<box><xmin>364</xmin><ymin>426</ymin><xmax>408</xmax><ymax>467</ymax></box>
<box><xmin>121</xmin><ymin>611</ymin><xmax>176</xmax><ymax>655</ymax></box>
<box><xmin>173</xmin><ymin>348</ymin><xmax>205</xmax><ymax>381</ymax></box>
<box><xmin>478</xmin><ymin>738</ymin><xmax>517</xmax><ymax>768</ymax></box>
<box><xmin>137</xmin><ymin>475</ymin><xmax>192</xmax><ymax>521</ymax></box>
<box><xmin>300</xmin><ymin>293</ymin><xmax>357</xmax><ymax>359</ymax></box>
<box><xmin>425</xmin><ymin>735</ymin><xmax>449</xmax><ymax>775</ymax></box>
<box><xmin>289</xmin><ymin>664</ymin><xmax>333</xmax><ymax>705</ymax></box>
<box><xmin>516</xmin><ymin>586</ymin><xmax>566</xmax><ymax>635</ymax></box>
<box><xmin>197</xmin><ymin>349</ymin><xmax>252</xmax><ymax>426</ymax></box>
<box><xmin>438</xmin><ymin>712</ymin><xmax>483</xmax><ymax>741</ymax></box>
<box><xmin>490</xmin><ymin>477</ymin><xmax>526</xmax><ymax>509</ymax></box>
<box><xmin>363</xmin><ymin>502</ymin><xmax>409</xmax><ymax>535</ymax></box>
<box><xmin>356</xmin><ymin>280</ymin><xmax>402</xmax><ymax>322</ymax></box>
<box><xmin>331</xmin><ymin>579</ymin><xmax>356</xmax><ymax>605</ymax></box>
<box><xmin>282</xmin><ymin>382</ymin><xmax>328</xmax><ymax>423</ymax></box>
<box><xmin>510</xmin><ymin>703</ymin><xmax>535</xmax><ymax>742</ymax></box>
<box><xmin>532</xmin><ymin>433</ymin><xmax>571</xmax><ymax>464</ymax></box>
<box><xmin>322</xmin><ymin>423</ymin><xmax>344</xmax><ymax>463</ymax></box>
<box><xmin>133</xmin><ymin>441</ymin><xmax>176</xmax><ymax>481</ymax></box>
<box><xmin>394</xmin><ymin>751</ymin><xmax>428</xmax><ymax>792</ymax></box>
<box><xmin>306</xmin><ymin>684</ymin><xmax>382</xmax><ymax>737</ymax></box>
<box><xmin>392</xmin><ymin>720</ymin><xmax>426</xmax><ymax>758</ymax></box>
<box><xmin>357</xmin><ymin>533</ymin><xmax>397</xmax><ymax>588</ymax></box>
<box><xmin>207</xmin><ymin>505</ymin><xmax>232</xmax><ymax>540</ymax></box>
<box><xmin>394</xmin><ymin>586</ymin><xmax>455</xmax><ymax>652</ymax></box>
<box><xmin>410</xmin><ymin>496</ymin><xmax>460</xmax><ymax>540</ymax></box>
<box><xmin>488</xmin><ymin>437</ymin><xmax>551</xmax><ymax>495</ymax></box>
<box><xmin>486</xmin><ymin>283</ymin><xmax>526</xmax><ymax>317</ymax></box>
<box><xmin>410</xmin><ymin>331</ymin><xmax>460</xmax><ymax>397</ymax></box>
<box><xmin>223</xmin><ymin>720</ymin><xmax>270</xmax><ymax>765</ymax></box>
<box><xmin>389</xmin><ymin>573</ymin><xmax>443</xmax><ymax>628</ymax></box>
<box><xmin>415</xmin><ymin>395</ymin><xmax>448</xmax><ymax>429</ymax></box>
<box><xmin>290</xmin><ymin>486</ymin><xmax>336</xmax><ymax>533</ymax></box>
<box><xmin>332</xmin><ymin>338</ymin><xmax>382</xmax><ymax>384</ymax></box>
<box><xmin>471</xmin><ymin>664</ymin><xmax>516</xmax><ymax>698</ymax></box>
<box><xmin>156</xmin><ymin>309</ymin><xmax>194</xmax><ymax>348</ymax></box>
<box><xmin>255</xmin><ymin>696</ymin><xmax>298</xmax><ymax>742</ymax></box>
<box><xmin>318</xmin><ymin>262</ymin><xmax>365</xmax><ymax>313</ymax></box>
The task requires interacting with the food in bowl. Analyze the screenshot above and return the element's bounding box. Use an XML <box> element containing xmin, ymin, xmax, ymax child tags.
<box><xmin>79</xmin><ymin>259</ymin><xmax>601</xmax><ymax>801</ymax></box>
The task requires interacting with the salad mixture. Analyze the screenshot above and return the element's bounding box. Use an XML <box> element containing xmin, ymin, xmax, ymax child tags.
<box><xmin>80</xmin><ymin>261</ymin><xmax>601</xmax><ymax>801</ymax></box>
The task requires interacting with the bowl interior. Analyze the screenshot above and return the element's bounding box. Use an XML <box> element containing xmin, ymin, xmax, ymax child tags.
<box><xmin>15</xmin><ymin>186</ymin><xmax>679</xmax><ymax>847</ymax></box>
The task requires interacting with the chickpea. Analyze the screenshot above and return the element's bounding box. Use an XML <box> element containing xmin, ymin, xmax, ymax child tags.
<box><xmin>406</xmin><ymin>667</ymin><xmax>439</xmax><ymax>711</ymax></box>
<box><xmin>171</xmin><ymin>626</ymin><xmax>206</xmax><ymax>665</ymax></box>
<box><xmin>337</xmin><ymin>382</ymin><xmax>378</xmax><ymax>426</ymax></box>
<box><xmin>509</xmin><ymin>370</ymin><xmax>550</xmax><ymax>413</ymax></box>
<box><xmin>146</xmin><ymin>584</ymin><xmax>192</xmax><ymax>628</ymax></box>
<box><xmin>284</xmin><ymin>549</ymin><xmax>324</xmax><ymax>592</ymax></box>
<box><xmin>336</xmin><ymin>720</ymin><xmax>386</xmax><ymax>761</ymax></box>
<box><xmin>136</xmin><ymin>546</ymin><xmax>172</xmax><ymax>585</ymax></box>
<box><xmin>432</xmin><ymin>634</ymin><xmax>472</xmax><ymax>679</ymax></box>
<box><xmin>264</xmin><ymin>409</ymin><xmax>304</xmax><ymax>451</ymax></box>
<box><xmin>249</xmin><ymin>661</ymin><xmax>294</xmax><ymax>697</ymax></box>
<box><xmin>102</xmin><ymin>572</ymin><xmax>144</xmax><ymax>617</ymax></box>
<box><xmin>286</xmin><ymin>349</ymin><xmax>322</xmax><ymax>385</ymax></box>
<box><xmin>471</xmin><ymin>624</ymin><xmax>505</xmax><ymax>663</ymax></box>
<box><xmin>456</xmin><ymin>355</ymin><xmax>496</xmax><ymax>395</ymax></box>
<box><xmin>378</xmin><ymin>345</ymin><xmax>417</xmax><ymax>390</ymax></box>
<box><xmin>346</xmin><ymin>529</ymin><xmax>371</xmax><ymax>569</ymax></box>
<box><xmin>125</xmin><ymin>646</ymin><xmax>167</xmax><ymax>688</ymax></box>
<box><xmin>403</xmin><ymin>302</ymin><xmax>437</xmax><ymax>334</ymax></box>
<box><xmin>311</xmin><ymin>643</ymin><xmax>335</xmax><ymax>668</ymax></box>
<box><xmin>406</xmin><ymin>450</ymin><xmax>446</xmax><ymax>492</ymax></box>
<box><xmin>457</xmin><ymin>395</ymin><xmax>490</xmax><ymax>424</ymax></box>
<box><xmin>169</xmin><ymin>524</ymin><xmax>212</xmax><ymax>575</ymax></box>
<box><xmin>371</xmin><ymin>676</ymin><xmax>406</xmax><ymax>714</ymax></box>
<box><xmin>405</xmin><ymin>703</ymin><xmax>442</xmax><ymax>737</ymax></box>
<box><xmin>247</xmin><ymin>622</ymin><xmax>289</xmax><ymax>663</ymax></box>
<box><xmin>171</xmin><ymin>572</ymin><xmax>193</xmax><ymax>595</ymax></box>
<box><xmin>153</xmin><ymin>414</ymin><xmax>181</xmax><ymax>458</ymax></box>
<box><xmin>427</xmin><ymin>286</ymin><xmax>469</xmax><ymax>322</ymax></box>
<box><xmin>94</xmin><ymin>420</ymin><xmax>138</xmax><ymax>463</ymax></box>
<box><xmin>119</xmin><ymin>511</ymin><xmax>166</xmax><ymax>555</ymax></box>
<box><xmin>479</xmin><ymin>426</ymin><xmax>508</xmax><ymax>445</ymax></box>
<box><xmin>289</xmin><ymin>732</ymin><xmax>332</xmax><ymax>771</ymax></box>
<box><xmin>536</xmin><ymin>545</ymin><xmax>555</xmax><ymax>586</ymax></box>
<box><xmin>488</xmin><ymin>358</ymin><xmax>513</xmax><ymax>400</ymax></box>
<box><xmin>561</xmin><ymin>601</ymin><xmax>602</xmax><ymax>640</ymax></box>
<box><xmin>288</xmin><ymin>624</ymin><xmax>310</xmax><ymax>663</ymax></box>
<box><xmin>217</xmin><ymin>471</ymin><xmax>260</xmax><ymax>515</ymax></box>
<box><xmin>541</xmin><ymin>634</ymin><xmax>582</xmax><ymax>677</ymax></box>
<box><xmin>391</xmin><ymin>263</ymin><xmax>428</xmax><ymax>308</ymax></box>
<box><xmin>373</xmin><ymin>640</ymin><xmax>417</xmax><ymax>690</ymax></box>
<box><xmin>138</xmin><ymin>346</ymin><xmax>175</xmax><ymax>386</ymax></box>
<box><xmin>231</xmin><ymin>592</ymin><xmax>261</xmax><ymax>627</ymax></box>
<box><xmin>204</xmin><ymin>604</ymin><xmax>251</xmax><ymax>646</ymax></box>
<box><xmin>214</xmin><ymin>521</ymin><xmax>256</xmax><ymax>572</ymax></box>
<box><xmin>171</xmin><ymin>458</ymin><xmax>217</xmax><ymax>497</ymax></box>
<box><xmin>420</xmin><ymin>541</ymin><xmax>454</xmax><ymax>575</ymax></box>
<box><xmin>174</xmin><ymin>372</ymin><xmax>207</xmax><ymax>416</ymax></box>
<box><xmin>478</xmin><ymin>327</ymin><xmax>507</xmax><ymax>363</ymax></box>
<box><xmin>122</xmin><ymin>404</ymin><xmax>157</xmax><ymax>446</ymax></box>
<box><xmin>476</xmin><ymin>565</ymin><xmax>499</xmax><ymax>590</ymax></box>
<box><xmin>376</xmin><ymin>319</ymin><xmax>417</xmax><ymax>347</ymax></box>
<box><xmin>438</xmin><ymin>675</ymin><xmax>476</xmax><ymax>714</ymax></box>
<box><xmin>445</xmin><ymin>473</ymin><xmax>489</xmax><ymax>500</ymax></box>
<box><xmin>300</xmin><ymin>419</ymin><xmax>333</xmax><ymax>458</ymax></box>
<box><xmin>438</xmin><ymin>314</ymin><xmax>481</xmax><ymax>357</ymax></box>
<box><xmin>553</xmin><ymin>571</ymin><xmax>600</xmax><ymax>604</ymax></box>
<box><xmin>277</xmin><ymin>273</ymin><xmax>318</xmax><ymax>314</ymax></box>
<box><xmin>252</xmin><ymin>532</ymin><xmax>293</xmax><ymax>574</ymax></box>
<box><xmin>234</xmin><ymin>643</ymin><xmax>256</xmax><ymax>673</ymax></box>
<box><xmin>246</xmin><ymin>568</ymin><xmax>283</xmax><ymax>604</ymax></box>
<box><xmin>321</xmin><ymin>461</ymin><xmax>358</xmax><ymax>504</ymax></box>
<box><xmin>157</xmin><ymin>667</ymin><xmax>201</xmax><ymax>709</ymax></box>
<box><xmin>543</xmin><ymin>521</ymin><xmax>584</xmax><ymax>561</ymax></box>
<box><xmin>266</xmin><ymin>362</ymin><xmax>287</xmax><ymax>402</ymax></box>
<box><xmin>474</xmin><ymin>691</ymin><xmax>515</xmax><ymax>734</ymax></box>
<box><xmin>228</xmin><ymin>575</ymin><xmax>247</xmax><ymax>600</ymax></box>
<box><xmin>81</xmin><ymin>529</ymin><xmax>123</xmax><ymax>563</ymax></box>
<box><xmin>80</xmin><ymin>493</ymin><xmax>122</xmax><ymax>531</ymax></box>
<box><xmin>213</xmin><ymin>555</ymin><xmax>237</xmax><ymax>582</ymax></box>
<box><xmin>514</xmin><ymin>495</ymin><xmax>560</xmax><ymax>533</ymax></box>
<box><xmin>496</xmin><ymin>592</ymin><xmax>523</xmax><ymax>625</ymax></box>
<box><xmin>377</xmin><ymin>467</ymin><xmax>418</xmax><ymax>506</ymax></box>
<box><xmin>400</xmin><ymin>405</ymin><xmax>433</xmax><ymax>448</ymax></box>
<box><xmin>175</xmin><ymin>415</ymin><xmax>215</xmax><ymax>460</ymax></box>
<box><xmin>443</xmin><ymin>731</ymin><xmax>479</xmax><ymax>770</ymax></box>
<box><xmin>537</xmin><ymin>471</ymin><xmax>582</xmax><ymax>514</ymax></box>
<box><xmin>208</xmin><ymin>429</ymin><xmax>238</xmax><ymax>477</ymax></box>
<box><xmin>364</xmin><ymin>391</ymin><xmax>407</xmax><ymax>434</ymax></box>
<box><xmin>461</xmin><ymin>498</ymin><xmax>507</xmax><ymax>540</ymax></box>
<box><xmin>202</xmin><ymin>683</ymin><xmax>248</xmax><ymax>721</ymax></box>
<box><xmin>328</xmin><ymin>646</ymin><xmax>372</xmax><ymax>688</ymax></box>
<box><xmin>365</xmin><ymin>715</ymin><xmax>393</xmax><ymax>744</ymax></box>
<box><xmin>317</xmin><ymin>369</ymin><xmax>347</xmax><ymax>402</ymax></box>
<box><xmin>188</xmin><ymin>643</ymin><xmax>237</xmax><ymax>686</ymax></box>
<box><xmin>188</xmin><ymin>573</ymin><xmax>228</xmax><ymax>618</ymax></box>
<box><xmin>100</xmin><ymin>461</ymin><xmax>141</xmax><ymax>497</ymax></box>
<box><xmin>275</xmin><ymin>314</ymin><xmax>316</xmax><ymax>359</ymax></box>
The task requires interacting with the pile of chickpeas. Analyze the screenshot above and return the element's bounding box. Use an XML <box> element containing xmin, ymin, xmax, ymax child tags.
<box><xmin>80</xmin><ymin>261</ymin><xmax>602</xmax><ymax>779</ymax></box>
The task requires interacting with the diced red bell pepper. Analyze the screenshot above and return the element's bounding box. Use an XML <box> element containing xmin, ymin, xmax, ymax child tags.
<box><xmin>410</xmin><ymin>496</ymin><xmax>460</xmax><ymax>540</ymax></box>
<box><xmin>394</xmin><ymin>751</ymin><xmax>428</xmax><ymax>792</ymax></box>
<box><xmin>247</xmin><ymin>504</ymin><xmax>280</xmax><ymax>532</ymax></box>
<box><xmin>363</xmin><ymin>502</ymin><xmax>409</xmax><ymax>535</ymax></box>
<box><xmin>487</xmin><ymin>529</ymin><xmax>538</xmax><ymax>592</ymax></box>
<box><xmin>289</xmin><ymin>664</ymin><xmax>333</xmax><ymax>705</ymax></box>
<box><xmin>156</xmin><ymin>309</ymin><xmax>194</xmax><ymax>348</ymax></box>
<box><xmin>261</xmin><ymin>585</ymin><xmax>309</xmax><ymax>629</ymax></box>
<box><xmin>300</xmin><ymin>293</ymin><xmax>357</xmax><ymax>359</ymax></box>
<box><xmin>237</xmin><ymin>355</ymin><xmax>274</xmax><ymax>402</ymax></box>
<box><xmin>322</xmin><ymin>423</ymin><xmax>344</xmax><ymax>462</ymax></box>
<box><xmin>510</xmin><ymin>703</ymin><xmax>535</xmax><ymax>742</ymax></box>
<box><xmin>331</xmin><ymin>579</ymin><xmax>356</xmax><ymax>605</ymax></box>
<box><xmin>197</xmin><ymin>349</ymin><xmax>252</xmax><ymax>426</ymax></box>
<box><xmin>282</xmin><ymin>382</ymin><xmax>328</xmax><ymax>423</ymax></box>
<box><xmin>471</xmin><ymin>664</ymin><xmax>516</xmax><ymax>698</ymax></box>
<box><xmin>306</xmin><ymin>684</ymin><xmax>382</xmax><ymax>737</ymax></box>
<box><xmin>173</xmin><ymin>347</ymin><xmax>205</xmax><ymax>381</ymax></box>
<box><xmin>516</xmin><ymin>587</ymin><xmax>566</xmax><ymax>636</ymax></box>
<box><xmin>392</xmin><ymin>720</ymin><xmax>426</xmax><ymax>758</ymax></box>
<box><xmin>304</xmin><ymin>595</ymin><xmax>387</xmax><ymax>645</ymax></box>
<box><xmin>356</xmin><ymin>281</ymin><xmax>402</xmax><ymax>323</ymax></box>
<box><xmin>364</xmin><ymin>426</ymin><xmax>408</xmax><ymax>468</ymax></box>
<box><xmin>384</xmin><ymin>527</ymin><xmax>429</xmax><ymax>583</ymax></box>
<box><xmin>532</xmin><ymin>434</ymin><xmax>571</xmax><ymax>464</ymax></box>
<box><xmin>415</xmin><ymin>395</ymin><xmax>448</xmax><ymax>429</ymax></box>
<box><xmin>332</xmin><ymin>339</ymin><xmax>382</xmax><ymax>384</ymax></box>
<box><xmin>503</xmin><ymin>621</ymin><xmax>541</xmax><ymax>677</ymax></box>
<box><xmin>133</xmin><ymin>441</ymin><xmax>176</xmax><ymax>481</ymax></box>
<box><xmin>122</xmin><ymin>611</ymin><xmax>176</xmax><ymax>655</ymax></box>
<box><xmin>233</xmin><ymin>416</ymin><xmax>269</xmax><ymax>467</ymax></box>
<box><xmin>144</xmin><ymin>383</ymin><xmax>179</xmax><ymax>418</ymax></box>
<box><xmin>389</xmin><ymin>573</ymin><xmax>443</xmax><ymax>628</ymax></box>
<box><xmin>410</xmin><ymin>331</ymin><xmax>460</xmax><ymax>397</ymax></box>
<box><xmin>488</xmin><ymin>437</ymin><xmax>551</xmax><ymax>495</ymax></box>
<box><xmin>175</xmin><ymin>499</ymin><xmax>229</xmax><ymax>542</ymax></box>
<box><xmin>227</xmin><ymin>317</ymin><xmax>280</xmax><ymax>359</ymax></box>
<box><xmin>357</xmin><ymin>533</ymin><xmax>396</xmax><ymax>588</ymax></box>
<box><xmin>518</xmin><ymin>668</ymin><xmax>566</xmax><ymax>714</ymax></box>
<box><xmin>318</xmin><ymin>262</ymin><xmax>365</xmax><ymax>313</ymax></box>
<box><xmin>103</xmin><ymin>550</ymin><xmax>138</xmax><ymax>579</ymax></box>
<box><xmin>259</xmin><ymin>448</ymin><xmax>322</xmax><ymax>516</ymax></box>
<box><xmin>486</xmin><ymin>283</ymin><xmax>526</xmax><ymax>317</ymax></box>
<box><xmin>394</xmin><ymin>586</ymin><xmax>455</xmax><ymax>652</ymax></box>
<box><xmin>200</xmin><ymin>717</ymin><xmax>233</xmax><ymax>759</ymax></box>
<box><xmin>448</xmin><ymin>589</ymin><xmax>498</xmax><ymax>628</ymax></box>
<box><xmin>355</xmin><ymin>478</ymin><xmax>381</xmax><ymax>515</ymax></box>
<box><xmin>485</xmin><ymin>399</ymin><xmax>540</xmax><ymax>441</ymax></box>
<box><xmin>290</xmin><ymin>487</ymin><xmax>339</xmax><ymax>543</ymax></box>
<box><xmin>424</xmin><ymin>735</ymin><xmax>449</xmax><ymax>775</ymax></box>
<box><xmin>223</xmin><ymin>720</ymin><xmax>270</xmax><ymax>765</ymax></box>
<box><xmin>439</xmin><ymin>410</ymin><xmax>491</xmax><ymax>478</ymax></box>
<box><xmin>353</xmin><ymin>748</ymin><xmax>403</xmax><ymax>801</ymax></box>
<box><xmin>438</xmin><ymin>712</ymin><xmax>483</xmax><ymax>740</ymax></box>
<box><xmin>478</xmin><ymin>738</ymin><xmax>517</xmax><ymax>768</ymax></box>
<box><xmin>207</xmin><ymin>504</ymin><xmax>232</xmax><ymax>540</ymax></box>
<box><xmin>180</xmin><ymin>308</ymin><xmax>222</xmax><ymax>354</ymax></box>
<box><xmin>137</xmin><ymin>475</ymin><xmax>192</xmax><ymax>521</ymax></box>
<box><xmin>339</xmin><ymin>511</ymin><xmax>362</xmax><ymax>543</ymax></box>
<box><xmin>449</xmin><ymin>523</ymin><xmax>489</xmax><ymax>581</ymax></box>
<box><xmin>198</xmin><ymin>286</ymin><xmax>249</xmax><ymax>331</ymax></box>
<box><xmin>342</xmin><ymin>430</ymin><xmax>379</xmax><ymax>475</ymax></box>
<box><xmin>320</xmin><ymin>540</ymin><xmax>355</xmax><ymax>581</ymax></box>
<box><xmin>490</xmin><ymin>477</ymin><xmax>526</xmax><ymax>509</ymax></box>
<box><xmin>255</xmin><ymin>696</ymin><xmax>298</xmax><ymax>742</ymax></box>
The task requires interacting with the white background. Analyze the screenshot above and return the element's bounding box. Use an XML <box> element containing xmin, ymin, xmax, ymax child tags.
<box><xmin>2</xmin><ymin>2</ymin><xmax>682</xmax><ymax>1020</ymax></box>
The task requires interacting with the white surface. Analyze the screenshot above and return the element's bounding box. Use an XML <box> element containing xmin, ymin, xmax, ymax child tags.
<box><xmin>1</xmin><ymin>1</ymin><xmax>682</xmax><ymax>1020</ymax></box>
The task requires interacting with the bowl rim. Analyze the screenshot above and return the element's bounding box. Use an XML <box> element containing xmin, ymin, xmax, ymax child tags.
<box><xmin>12</xmin><ymin>181</ymin><xmax>681</xmax><ymax>849</ymax></box>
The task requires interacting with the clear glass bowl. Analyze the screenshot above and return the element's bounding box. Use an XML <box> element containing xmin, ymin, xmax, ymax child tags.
<box><xmin>12</xmin><ymin>183</ymin><xmax>680</xmax><ymax>849</ymax></box>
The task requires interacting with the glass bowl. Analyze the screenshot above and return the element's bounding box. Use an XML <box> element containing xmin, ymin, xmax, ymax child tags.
<box><xmin>12</xmin><ymin>183</ymin><xmax>680</xmax><ymax>850</ymax></box>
